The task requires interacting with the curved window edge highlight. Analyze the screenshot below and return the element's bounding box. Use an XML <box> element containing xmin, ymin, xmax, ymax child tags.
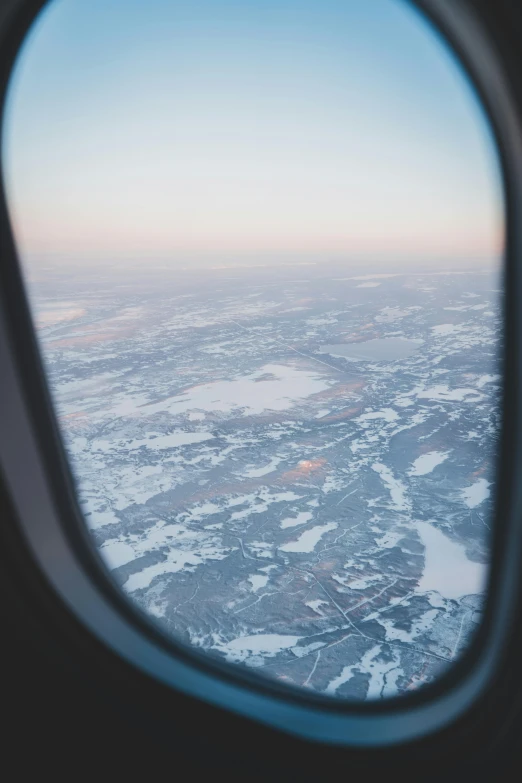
<box><xmin>0</xmin><ymin>0</ymin><xmax>519</xmax><ymax>746</ymax></box>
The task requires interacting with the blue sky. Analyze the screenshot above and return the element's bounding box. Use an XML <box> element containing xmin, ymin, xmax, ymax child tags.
<box><xmin>2</xmin><ymin>0</ymin><xmax>504</xmax><ymax>268</ymax></box>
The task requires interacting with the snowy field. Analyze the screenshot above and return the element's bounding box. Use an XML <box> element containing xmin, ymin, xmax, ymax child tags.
<box><xmin>30</xmin><ymin>264</ymin><xmax>501</xmax><ymax>699</ymax></box>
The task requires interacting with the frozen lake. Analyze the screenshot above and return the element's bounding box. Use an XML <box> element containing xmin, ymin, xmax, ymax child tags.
<box><xmin>319</xmin><ymin>337</ymin><xmax>423</xmax><ymax>362</ymax></box>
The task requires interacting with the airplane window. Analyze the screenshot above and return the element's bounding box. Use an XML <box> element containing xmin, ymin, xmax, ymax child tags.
<box><xmin>3</xmin><ymin>0</ymin><xmax>503</xmax><ymax>701</ymax></box>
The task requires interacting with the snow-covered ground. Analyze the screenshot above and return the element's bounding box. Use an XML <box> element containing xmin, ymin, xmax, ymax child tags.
<box><xmin>30</xmin><ymin>265</ymin><xmax>500</xmax><ymax>701</ymax></box>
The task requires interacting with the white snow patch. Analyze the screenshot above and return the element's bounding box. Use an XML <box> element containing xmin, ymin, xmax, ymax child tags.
<box><xmin>476</xmin><ymin>374</ymin><xmax>500</xmax><ymax>388</ymax></box>
<box><xmin>185</xmin><ymin>501</ymin><xmax>221</xmax><ymax>519</ymax></box>
<box><xmin>124</xmin><ymin>545</ymin><xmax>229</xmax><ymax>591</ymax></box>
<box><xmin>363</xmin><ymin>646</ymin><xmax>402</xmax><ymax>700</ymax></box>
<box><xmin>325</xmin><ymin>645</ymin><xmax>402</xmax><ymax>699</ymax></box>
<box><xmin>356</xmin><ymin>408</ymin><xmax>398</xmax><ymax>424</ymax></box>
<box><xmin>306</xmin><ymin>599</ymin><xmax>329</xmax><ymax>616</ymax></box>
<box><xmin>461</xmin><ymin>478</ymin><xmax>491</xmax><ymax>508</ymax></box>
<box><xmin>248</xmin><ymin>574</ymin><xmax>269</xmax><ymax>592</ymax></box>
<box><xmin>321</xmin><ymin>474</ymin><xmax>346</xmax><ymax>494</ymax></box>
<box><xmin>378</xmin><ymin>610</ymin><xmax>439</xmax><ymax>644</ymax></box>
<box><xmin>325</xmin><ymin>665</ymin><xmax>356</xmax><ymax>695</ymax></box>
<box><xmin>417</xmin><ymin>385</ymin><xmax>483</xmax><ymax>402</ymax></box>
<box><xmin>408</xmin><ymin>451</ymin><xmax>450</xmax><ymax>477</ymax></box>
<box><xmin>216</xmin><ymin>634</ymin><xmax>302</xmax><ymax>664</ymax></box>
<box><xmin>280</xmin><ymin>511</ymin><xmax>313</xmax><ymax>529</ymax></box>
<box><xmin>346</xmin><ymin>574</ymin><xmax>384</xmax><ymax>590</ymax></box>
<box><xmin>432</xmin><ymin>324</ymin><xmax>457</xmax><ymax>335</ymax></box>
<box><xmin>141</xmin><ymin>363</ymin><xmax>332</xmax><ymax>418</ymax></box>
<box><xmin>280</xmin><ymin>523</ymin><xmax>337</xmax><ymax>553</ymax></box>
<box><xmin>227</xmin><ymin>489</ymin><xmax>302</xmax><ymax>522</ymax></box>
<box><xmin>372</xmin><ymin>463</ymin><xmax>410</xmax><ymax>512</ymax></box>
<box><xmin>243</xmin><ymin>457</ymin><xmax>282</xmax><ymax>478</ymax></box>
<box><xmin>99</xmin><ymin>539</ymin><xmax>135</xmax><ymax>569</ymax></box>
<box><xmin>291</xmin><ymin>641</ymin><xmax>325</xmax><ymax>658</ymax></box>
<box><xmin>374</xmin><ymin>530</ymin><xmax>404</xmax><ymax>550</ymax></box>
<box><xmin>92</xmin><ymin>431</ymin><xmax>213</xmax><ymax>452</ymax></box>
<box><xmin>416</xmin><ymin>520</ymin><xmax>486</xmax><ymax>599</ymax></box>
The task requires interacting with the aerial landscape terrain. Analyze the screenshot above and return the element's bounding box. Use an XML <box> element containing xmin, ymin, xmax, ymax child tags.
<box><xmin>28</xmin><ymin>261</ymin><xmax>501</xmax><ymax>700</ymax></box>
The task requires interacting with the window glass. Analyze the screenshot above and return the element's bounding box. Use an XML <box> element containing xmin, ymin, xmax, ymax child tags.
<box><xmin>3</xmin><ymin>0</ymin><xmax>503</xmax><ymax>700</ymax></box>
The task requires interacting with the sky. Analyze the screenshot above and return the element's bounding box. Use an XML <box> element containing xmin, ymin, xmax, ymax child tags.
<box><xmin>2</xmin><ymin>0</ymin><xmax>504</xmax><ymax>270</ymax></box>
